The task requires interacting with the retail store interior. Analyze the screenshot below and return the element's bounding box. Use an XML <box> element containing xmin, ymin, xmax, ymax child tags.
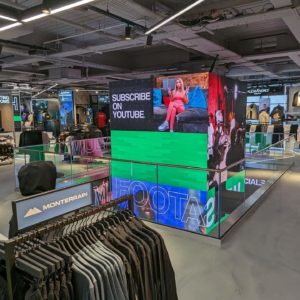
<box><xmin>0</xmin><ymin>0</ymin><xmax>300</xmax><ymax>299</ymax></box>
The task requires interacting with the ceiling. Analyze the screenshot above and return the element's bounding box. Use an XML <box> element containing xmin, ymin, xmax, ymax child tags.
<box><xmin>0</xmin><ymin>0</ymin><xmax>300</xmax><ymax>90</ymax></box>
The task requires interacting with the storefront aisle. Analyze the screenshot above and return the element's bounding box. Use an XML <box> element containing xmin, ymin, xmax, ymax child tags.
<box><xmin>154</xmin><ymin>160</ymin><xmax>300</xmax><ymax>300</ymax></box>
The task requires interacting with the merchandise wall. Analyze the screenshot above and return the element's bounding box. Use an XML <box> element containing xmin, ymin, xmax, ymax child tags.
<box><xmin>110</xmin><ymin>73</ymin><xmax>247</xmax><ymax>236</ymax></box>
<box><xmin>246</xmin><ymin>84</ymin><xmax>287</xmax><ymax>123</ymax></box>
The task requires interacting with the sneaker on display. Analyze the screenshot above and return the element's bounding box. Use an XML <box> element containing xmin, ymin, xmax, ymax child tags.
<box><xmin>158</xmin><ymin>121</ymin><xmax>169</xmax><ymax>131</ymax></box>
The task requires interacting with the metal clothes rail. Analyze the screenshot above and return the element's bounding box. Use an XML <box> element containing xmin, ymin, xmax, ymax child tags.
<box><xmin>2</xmin><ymin>194</ymin><xmax>133</xmax><ymax>300</ymax></box>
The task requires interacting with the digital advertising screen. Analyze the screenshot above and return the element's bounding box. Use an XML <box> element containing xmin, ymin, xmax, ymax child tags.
<box><xmin>59</xmin><ymin>90</ymin><xmax>74</xmax><ymax>129</ymax></box>
<box><xmin>112</xmin><ymin>177</ymin><xmax>216</xmax><ymax>235</ymax></box>
<box><xmin>110</xmin><ymin>74</ymin><xmax>246</xmax><ymax>234</ymax></box>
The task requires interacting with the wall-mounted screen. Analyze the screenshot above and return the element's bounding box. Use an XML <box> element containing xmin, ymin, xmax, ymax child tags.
<box><xmin>59</xmin><ymin>90</ymin><xmax>74</xmax><ymax>129</ymax></box>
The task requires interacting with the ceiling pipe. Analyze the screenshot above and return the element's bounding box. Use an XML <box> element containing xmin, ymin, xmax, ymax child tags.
<box><xmin>0</xmin><ymin>45</ymin><xmax>29</xmax><ymax>56</ymax></box>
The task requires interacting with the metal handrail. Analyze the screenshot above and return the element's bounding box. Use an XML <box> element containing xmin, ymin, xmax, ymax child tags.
<box><xmin>247</xmin><ymin>134</ymin><xmax>295</xmax><ymax>156</ymax></box>
<box><xmin>14</xmin><ymin>135</ymin><xmax>295</xmax><ymax>174</ymax></box>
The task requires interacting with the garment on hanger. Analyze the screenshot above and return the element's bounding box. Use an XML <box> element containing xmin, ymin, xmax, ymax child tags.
<box><xmin>0</xmin><ymin>211</ymin><xmax>178</xmax><ymax>300</ymax></box>
<box><xmin>259</xmin><ymin>111</ymin><xmax>270</xmax><ymax>124</ymax></box>
<box><xmin>270</xmin><ymin>105</ymin><xmax>284</xmax><ymax>121</ymax></box>
<box><xmin>0</xmin><ymin>135</ymin><xmax>14</xmax><ymax>165</ymax></box>
<box><xmin>246</xmin><ymin>103</ymin><xmax>259</xmax><ymax>120</ymax></box>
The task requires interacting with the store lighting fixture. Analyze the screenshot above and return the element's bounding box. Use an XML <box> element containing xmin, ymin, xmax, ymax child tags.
<box><xmin>42</xmin><ymin>9</ymin><xmax>51</xmax><ymax>15</ymax></box>
<box><xmin>145</xmin><ymin>0</ymin><xmax>205</xmax><ymax>35</ymax></box>
<box><xmin>0</xmin><ymin>1</ymin><xmax>97</xmax><ymax>32</ymax></box>
<box><xmin>50</xmin><ymin>0</ymin><xmax>95</xmax><ymax>14</ymax></box>
<box><xmin>125</xmin><ymin>25</ymin><xmax>132</xmax><ymax>40</ymax></box>
<box><xmin>146</xmin><ymin>34</ymin><xmax>153</xmax><ymax>46</ymax></box>
<box><xmin>22</xmin><ymin>13</ymin><xmax>48</xmax><ymax>23</ymax></box>
<box><xmin>0</xmin><ymin>22</ymin><xmax>22</xmax><ymax>32</ymax></box>
<box><xmin>0</xmin><ymin>15</ymin><xmax>17</xmax><ymax>22</ymax></box>
<box><xmin>22</xmin><ymin>0</ymin><xmax>96</xmax><ymax>23</ymax></box>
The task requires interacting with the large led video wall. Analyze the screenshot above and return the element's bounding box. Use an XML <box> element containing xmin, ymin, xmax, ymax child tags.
<box><xmin>110</xmin><ymin>73</ymin><xmax>246</xmax><ymax>236</ymax></box>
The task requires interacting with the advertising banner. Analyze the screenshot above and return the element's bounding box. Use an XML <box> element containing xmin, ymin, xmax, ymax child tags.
<box><xmin>112</xmin><ymin>177</ymin><xmax>214</xmax><ymax>234</ymax></box>
<box><xmin>110</xmin><ymin>79</ymin><xmax>153</xmax><ymax>131</ymax></box>
<box><xmin>110</xmin><ymin>74</ymin><xmax>246</xmax><ymax>234</ymax></box>
<box><xmin>247</xmin><ymin>84</ymin><xmax>284</xmax><ymax>96</ymax></box>
<box><xmin>59</xmin><ymin>90</ymin><xmax>74</xmax><ymax>129</ymax></box>
<box><xmin>12</xmin><ymin>94</ymin><xmax>21</xmax><ymax>131</ymax></box>
<box><xmin>13</xmin><ymin>183</ymin><xmax>92</xmax><ymax>230</ymax></box>
<box><xmin>0</xmin><ymin>95</ymin><xmax>10</xmax><ymax>104</ymax></box>
<box><xmin>208</xmin><ymin>74</ymin><xmax>247</xmax><ymax>188</ymax></box>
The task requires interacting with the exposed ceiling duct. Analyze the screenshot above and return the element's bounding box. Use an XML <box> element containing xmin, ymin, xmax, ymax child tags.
<box><xmin>0</xmin><ymin>45</ymin><xmax>29</xmax><ymax>56</ymax></box>
<box><xmin>0</xmin><ymin>0</ymin><xmax>299</xmax><ymax>84</ymax></box>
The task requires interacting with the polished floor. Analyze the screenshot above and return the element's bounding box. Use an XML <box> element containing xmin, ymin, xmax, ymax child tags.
<box><xmin>153</xmin><ymin>159</ymin><xmax>300</xmax><ymax>300</ymax></box>
<box><xmin>1</xmin><ymin>160</ymin><xmax>300</xmax><ymax>299</ymax></box>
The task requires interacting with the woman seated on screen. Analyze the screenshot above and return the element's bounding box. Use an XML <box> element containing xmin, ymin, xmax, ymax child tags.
<box><xmin>158</xmin><ymin>78</ymin><xmax>189</xmax><ymax>132</ymax></box>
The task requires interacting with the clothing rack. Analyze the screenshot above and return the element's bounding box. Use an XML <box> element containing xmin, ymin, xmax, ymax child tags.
<box><xmin>1</xmin><ymin>194</ymin><xmax>133</xmax><ymax>300</ymax></box>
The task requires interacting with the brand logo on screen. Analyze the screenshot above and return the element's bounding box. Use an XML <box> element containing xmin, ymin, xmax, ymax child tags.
<box><xmin>23</xmin><ymin>192</ymin><xmax>89</xmax><ymax>218</ymax></box>
<box><xmin>0</xmin><ymin>96</ymin><xmax>10</xmax><ymax>104</ymax></box>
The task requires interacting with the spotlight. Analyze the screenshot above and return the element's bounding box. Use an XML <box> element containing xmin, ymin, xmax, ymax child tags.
<box><xmin>125</xmin><ymin>25</ymin><xmax>132</xmax><ymax>40</ymax></box>
<box><xmin>146</xmin><ymin>34</ymin><xmax>153</xmax><ymax>46</ymax></box>
<box><xmin>42</xmin><ymin>8</ymin><xmax>51</xmax><ymax>14</ymax></box>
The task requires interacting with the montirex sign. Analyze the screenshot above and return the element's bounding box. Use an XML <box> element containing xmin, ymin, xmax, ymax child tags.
<box><xmin>13</xmin><ymin>183</ymin><xmax>92</xmax><ymax>230</ymax></box>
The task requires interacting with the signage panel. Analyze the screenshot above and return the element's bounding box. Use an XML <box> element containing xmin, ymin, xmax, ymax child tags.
<box><xmin>12</xmin><ymin>94</ymin><xmax>21</xmax><ymax>131</ymax></box>
<box><xmin>13</xmin><ymin>183</ymin><xmax>92</xmax><ymax>230</ymax></box>
<box><xmin>59</xmin><ymin>90</ymin><xmax>74</xmax><ymax>129</ymax></box>
<box><xmin>0</xmin><ymin>95</ymin><xmax>10</xmax><ymax>104</ymax></box>
<box><xmin>247</xmin><ymin>85</ymin><xmax>284</xmax><ymax>96</ymax></box>
<box><xmin>110</xmin><ymin>79</ymin><xmax>153</xmax><ymax>131</ymax></box>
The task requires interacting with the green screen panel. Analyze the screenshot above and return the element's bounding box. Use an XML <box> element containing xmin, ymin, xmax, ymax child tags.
<box><xmin>111</xmin><ymin>130</ymin><xmax>208</xmax><ymax>190</ymax></box>
<box><xmin>111</xmin><ymin>130</ymin><xmax>208</xmax><ymax>168</ymax></box>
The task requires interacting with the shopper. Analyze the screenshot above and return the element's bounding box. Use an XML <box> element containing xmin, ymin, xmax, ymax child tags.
<box><xmin>158</xmin><ymin>78</ymin><xmax>189</xmax><ymax>132</ymax></box>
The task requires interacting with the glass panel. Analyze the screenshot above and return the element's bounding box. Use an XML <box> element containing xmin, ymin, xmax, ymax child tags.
<box><xmin>220</xmin><ymin>135</ymin><xmax>295</xmax><ymax>237</ymax></box>
<box><xmin>110</xmin><ymin>160</ymin><xmax>157</xmax><ymax>220</ymax></box>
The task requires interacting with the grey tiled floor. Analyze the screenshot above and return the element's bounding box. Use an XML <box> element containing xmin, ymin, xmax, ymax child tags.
<box><xmin>154</xmin><ymin>161</ymin><xmax>300</xmax><ymax>300</ymax></box>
